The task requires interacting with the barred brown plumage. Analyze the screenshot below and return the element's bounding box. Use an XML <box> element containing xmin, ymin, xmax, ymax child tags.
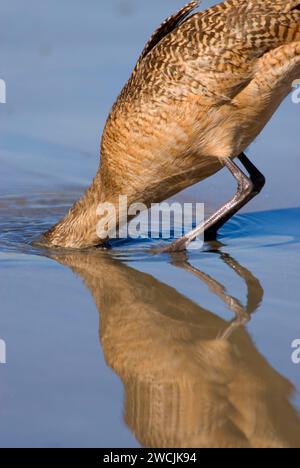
<box><xmin>42</xmin><ymin>0</ymin><xmax>300</xmax><ymax>249</ymax></box>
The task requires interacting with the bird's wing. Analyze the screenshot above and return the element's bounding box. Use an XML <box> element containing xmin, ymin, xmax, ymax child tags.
<box><xmin>234</xmin><ymin>0</ymin><xmax>300</xmax><ymax>14</ymax></box>
<box><xmin>135</xmin><ymin>0</ymin><xmax>300</xmax><ymax>67</ymax></box>
<box><xmin>127</xmin><ymin>0</ymin><xmax>300</xmax><ymax>105</ymax></box>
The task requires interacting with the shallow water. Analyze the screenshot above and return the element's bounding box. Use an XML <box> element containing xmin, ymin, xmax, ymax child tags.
<box><xmin>1</xmin><ymin>0</ymin><xmax>300</xmax><ymax>448</ymax></box>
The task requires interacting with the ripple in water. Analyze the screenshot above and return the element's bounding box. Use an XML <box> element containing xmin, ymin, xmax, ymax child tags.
<box><xmin>220</xmin><ymin>208</ymin><xmax>300</xmax><ymax>250</ymax></box>
<box><xmin>0</xmin><ymin>194</ymin><xmax>299</xmax><ymax>262</ymax></box>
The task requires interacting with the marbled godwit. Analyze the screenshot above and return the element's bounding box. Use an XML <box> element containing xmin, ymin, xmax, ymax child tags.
<box><xmin>42</xmin><ymin>0</ymin><xmax>300</xmax><ymax>250</ymax></box>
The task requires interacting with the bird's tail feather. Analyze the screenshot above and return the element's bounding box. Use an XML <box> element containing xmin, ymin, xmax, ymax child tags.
<box><xmin>134</xmin><ymin>1</ymin><xmax>200</xmax><ymax>72</ymax></box>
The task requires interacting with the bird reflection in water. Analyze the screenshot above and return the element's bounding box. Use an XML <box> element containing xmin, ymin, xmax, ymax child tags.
<box><xmin>51</xmin><ymin>247</ymin><xmax>300</xmax><ymax>448</ymax></box>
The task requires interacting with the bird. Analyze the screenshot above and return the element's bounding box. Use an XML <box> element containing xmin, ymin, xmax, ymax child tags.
<box><xmin>41</xmin><ymin>0</ymin><xmax>300</xmax><ymax>250</ymax></box>
<box><xmin>51</xmin><ymin>248</ymin><xmax>300</xmax><ymax>448</ymax></box>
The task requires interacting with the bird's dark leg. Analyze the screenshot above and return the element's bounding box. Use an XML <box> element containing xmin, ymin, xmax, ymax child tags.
<box><xmin>164</xmin><ymin>153</ymin><xmax>266</xmax><ymax>252</ymax></box>
<box><xmin>205</xmin><ymin>153</ymin><xmax>266</xmax><ymax>241</ymax></box>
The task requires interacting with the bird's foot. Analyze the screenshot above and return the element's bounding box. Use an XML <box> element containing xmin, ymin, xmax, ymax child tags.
<box><xmin>152</xmin><ymin>236</ymin><xmax>189</xmax><ymax>254</ymax></box>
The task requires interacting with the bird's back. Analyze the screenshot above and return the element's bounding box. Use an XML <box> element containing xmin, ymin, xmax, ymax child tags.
<box><xmin>100</xmin><ymin>0</ymin><xmax>300</xmax><ymax>204</ymax></box>
<box><xmin>117</xmin><ymin>0</ymin><xmax>300</xmax><ymax>104</ymax></box>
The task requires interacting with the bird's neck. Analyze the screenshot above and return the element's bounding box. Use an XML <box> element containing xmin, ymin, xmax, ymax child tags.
<box><xmin>42</xmin><ymin>173</ymin><xmax>113</xmax><ymax>249</ymax></box>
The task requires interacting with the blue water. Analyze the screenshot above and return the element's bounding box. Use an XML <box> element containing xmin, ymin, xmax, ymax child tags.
<box><xmin>1</xmin><ymin>0</ymin><xmax>300</xmax><ymax>448</ymax></box>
